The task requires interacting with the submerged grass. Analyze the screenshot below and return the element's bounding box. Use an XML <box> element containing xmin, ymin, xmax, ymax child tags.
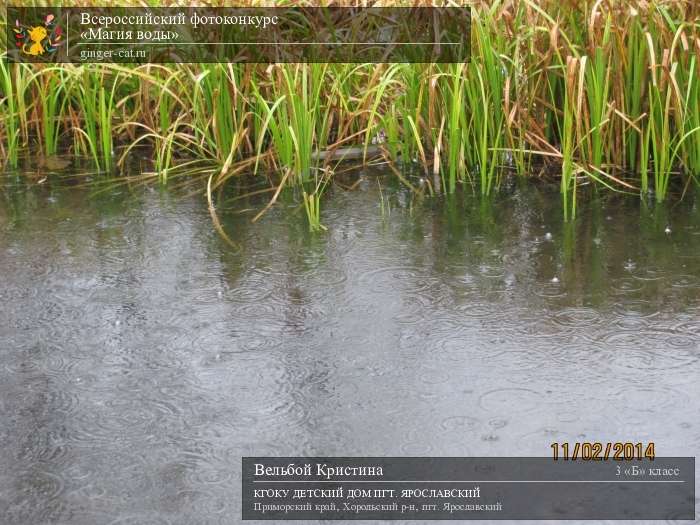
<box><xmin>1</xmin><ymin>0</ymin><xmax>700</xmax><ymax>221</ymax></box>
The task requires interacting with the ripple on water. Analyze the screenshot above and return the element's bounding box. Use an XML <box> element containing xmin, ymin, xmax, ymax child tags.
<box><xmin>551</xmin><ymin>307</ymin><xmax>604</xmax><ymax>329</ymax></box>
<box><xmin>183</xmin><ymin>463</ymin><xmax>233</xmax><ymax>489</ymax></box>
<box><xmin>397</xmin><ymin>332</ymin><xmax>428</xmax><ymax>359</ymax></box>
<box><xmin>418</xmin><ymin>366</ymin><xmax>452</xmax><ymax>385</ymax></box>
<box><xmin>29</xmin><ymin>297</ymin><xmax>67</xmax><ymax>329</ymax></box>
<box><xmin>512</xmin><ymin>314</ymin><xmax>574</xmax><ymax>340</ymax></box>
<box><xmin>440</xmin><ymin>415</ymin><xmax>481</xmax><ymax>434</ymax></box>
<box><xmin>303</xmin><ymin>266</ymin><xmax>349</xmax><ymax>291</ymax></box>
<box><xmin>400</xmin><ymin>429</ymin><xmax>435</xmax><ymax>455</ymax></box>
<box><xmin>240</xmin><ymin>397</ymin><xmax>310</xmax><ymax>433</ymax></box>
<box><xmin>267</xmin><ymin>287</ymin><xmax>332</xmax><ymax>328</ymax></box>
<box><xmin>393</xmin><ymin>294</ymin><xmax>432</xmax><ymax>325</ymax></box>
<box><xmin>357</xmin><ymin>265</ymin><xmax>433</xmax><ymax>295</ymax></box>
<box><xmin>280</xmin><ymin>350</ymin><xmax>335</xmax><ymax>395</ymax></box>
<box><xmin>195</xmin><ymin>325</ymin><xmax>283</xmax><ymax>358</ymax></box>
<box><xmin>533</xmin><ymin>280</ymin><xmax>567</xmax><ymax>299</ymax></box>
<box><xmin>670</xmin><ymin>274</ymin><xmax>700</xmax><ymax>288</ymax></box>
<box><xmin>478</xmin><ymin>388</ymin><xmax>544</xmax><ymax>415</ymax></box>
<box><xmin>611</xmin><ymin>315</ymin><xmax>654</xmax><ymax>332</ymax></box>
<box><xmin>102</xmin><ymin>344</ymin><xmax>187</xmax><ymax>375</ymax></box>
<box><xmin>166</xmin><ymin>488</ymin><xmax>229</xmax><ymax>517</ymax></box>
<box><xmin>476</xmin><ymin>262</ymin><xmax>506</xmax><ymax>280</ymax></box>
<box><xmin>612</xmin><ymin>299</ymin><xmax>661</xmax><ymax>319</ymax></box>
<box><xmin>71</xmin><ymin>451</ymin><xmax>155</xmax><ymax>502</ymax></box>
<box><xmin>600</xmin><ymin>329</ymin><xmax>699</xmax><ymax>374</ymax></box>
<box><xmin>438</xmin><ymin>335</ymin><xmax>548</xmax><ymax>373</ymax></box>
<box><xmin>672</xmin><ymin>319</ymin><xmax>700</xmax><ymax>336</ymax></box>
<box><xmin>230</xmin><ymin>301</ymin><xmax>285</xmax><ymax>326</ymax></box>
<box><xmin>199</xmin><ymin>363</ymin><xmax>312</xmax><ymax>433</ymax></box>
<box><xmin>453</xmin><ymin>300</ymin><xmax>507</xmax><ymax>322</ymax></box>
<box><xmin>68</xmin><ymin>396</ymin><xmax>179</xmax><ymax>446</ymax></box>
<box><xmin>0</xmin><ymin>282</ymin><xmax>40</xmax><ymax>305</ymax></box>
<box><xmin>630</xmin><ymin>266</ymin><xmax>668</xmax><ymax>282</ymax></box>
<box><xmin>610</xmin><ymin>276</ymin><xmax>646</xmax><ymax>295</ymax></box>
<box><xmin>4</xmin><ymin>470</ymin><xmax>65</xmax><ymax>523</ymax></box>
<box><xmin>16</xmin><ymin>427</ymin><xmax>71</xmax><ymax>465</ymax></box>
<box><xmin>220</xmin><ymin>269</ymin><xmax>275</xmax><ymax>304</ymax></box>
<box><xmin>606</xmin><ymin>385</ymin><xmax>689</xmax><ymax>418</ymax></box>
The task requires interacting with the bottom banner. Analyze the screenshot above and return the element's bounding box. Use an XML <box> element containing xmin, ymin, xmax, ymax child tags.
<box><xmin>242</xmin><ymin>457</ymin><xmax>695</xmax><ymax>520</ymax></box>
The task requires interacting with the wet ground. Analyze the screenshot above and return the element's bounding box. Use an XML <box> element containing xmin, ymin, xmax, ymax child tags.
<box><xmin>1</xmin><ymin>171</ymin><xmax>699</xmax><ymax>524</ymax></box>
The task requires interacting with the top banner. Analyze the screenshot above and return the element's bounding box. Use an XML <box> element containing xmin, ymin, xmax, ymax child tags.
<box><xmin>6</xmin><ymin>7</ymin><xmax>472</xmax><ymax>63</ymax></box>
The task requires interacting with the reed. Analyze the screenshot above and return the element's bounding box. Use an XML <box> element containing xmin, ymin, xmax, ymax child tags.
<box><xmin>464</xmin><ymin>6</ymin><xmax>505</xmax><ymax>196</ymax></box>
<box><xmin>0</xmin><ymin>56</ymin><xmax>19</xmax><ymax>168</ymax></box>
<box><xmin>583</xmin><ymin>13</ymin><xmax>612</xmax><ymax>171</ymax></box>
<box><xmin>1</xmin><ymin>0</ymin><xmax>699</xmax><ymax>219</ymax></box>
<box><xmin>437</xmin><ymin>63</ymin><xmax>467</xmax><ymax>194</ymax></box>
<box><xmin>302</xmin><ymin>169</ymin><xmax>330</xmax><ymax>232</ymax></box>
<box><xmin>69</xmin><ymin>67</ymin><xmax>118</xmax><ymax>171</ymax></box>
<box><xmin>254</xmin><ymin>64</ymin><xmax>329</xmax><ymax>184</ymax></box>
<box><xmin>622</xmin><ymin>17</ymin><xmax>648</xmax><ymax>175</ymax></box>
<box><xmin>675</xmin><ymin>36</ymin><xmax>700</xmax><ymax>182</ymax></box>
<box><xmin>35</xmin><ymin>69</ymin><xmax>65</xmax><ymax>157</ymax></box>
<box><xmin>561</xmin><ymin>56</ymin><xmax>580</xmax><ymax>221</ymax></box>
<box><xmin>192</xmin><ymin>64</ymin><xmax>249</xmax><ymax>165</ymax></box>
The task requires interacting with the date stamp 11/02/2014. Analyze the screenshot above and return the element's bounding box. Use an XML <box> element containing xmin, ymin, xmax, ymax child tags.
<box><xmin>551</xmin><ymin>442</ymin><xmax>656</xmax><ymax>461</ymax></box>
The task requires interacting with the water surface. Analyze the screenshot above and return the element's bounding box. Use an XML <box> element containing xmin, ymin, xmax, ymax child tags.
<box><xmin>1</xmin><ymin>172</ymin><xmax>699</xmax><ymax>524</ymax></box>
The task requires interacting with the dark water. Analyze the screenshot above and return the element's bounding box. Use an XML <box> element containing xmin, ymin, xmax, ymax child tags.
<box><xmin>1</xmin><ymin>172</ymin><xmax>699</xmax><ymax>525</ymax></box>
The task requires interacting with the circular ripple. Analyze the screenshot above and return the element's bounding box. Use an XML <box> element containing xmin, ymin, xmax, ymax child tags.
<box><xmin>393</xmin><ymin>295</ymin><xmax>432</xmax><ymax>325</ymax></box>
<box><xmin>358</xmin><ymin>265</ymin><xmax>433</xmax><ymax>294</ymax></box>
<box><xmin>419</xmin><ymin>367</ymin><xmax>451</xmax><ymax>385</ymax></box>
<box><xmin>551</xmin><ymin>307</ymin><xmax>604</xmax><ymax>328</ymax></box>
<box><xmin>221</xmin><ymin>271</ymin><xmax>275</xmax><ymax>304</ymax></box>
<box><xmin>533</xmin><ymin>281</ymin><xmax>567</xmax><ymax>299</ymax></box>
<box><xmin>440</xmin><ymin>415</ymin><xmax>481</xmax><ymax>433</ymax></box>
<box><xmin>672</xmin><ymin>320</ymin><xmax>700</xmax><ymax>336</ymax></box>
<box><xmin>601</xmin><ymin>329</ymin><xmax>699</xmax><ymax>372</ymax></box>
<box><xmin>478</xmin><ymin>388</ymin><xmax>544</xmax><ymax>414</ymax></box>
<box><xmin>12</xmin><ymin>469</ymin><xmax>64</xmax><ymax>505</ymax></box>
<box><xmin>631</xmin><ymin>266</ymin><xmax>667</xmax><ymax>282</ymax></box>
<box><xmin>231</xmin><ymin>301</ymin><xmax>285</xmax><ymax>325</ymax></box>
<box><xmin>303</xmin><ymin>266</ymin><xmax>349</xmax><ymax>290</ymax></box>
<box><xmin>476</xmin><ymin>262</ymin><xmax>506</xmax><ymax>279</ymax></box>
<box><xmin>608</xmin><ymin>385</ymin><xmax>687</xmax><ymax>414</ymax></box>
<box><xmin>512</xmin><ymin>316</ymin><xmax>574</xmax><ymax>339</ymax></box>
<box><xmin>195</xmin><ymin>326</ymin><xmax>283</xmax><ymax>357</ymax></box>
<box><xmin>16</xmin><ymin>428</ymin><xmax>70</xmax><ymax>464</ymax></box>
<box><xmin>6</xmin><ymin>340</ymin><xmax>85</xmax><ymax>379</ymax></box>
<box><xmin>610</xmin><ymin>277</ymin><xmax>645</xmax><ymax>294</ymax></box>
<box><xmin>453</xmin><ymin>301</ymin><xmax>504</xmax><ymax>321</ymax></box>
<box><xmin>68</xmin><ymin>396</ymin><xmax>179</xmax><ymax>445</ymax></box>
<box><xmin>670</xmin><ymin>274</ymin><xmax>700</xmax><ymax>288</ymax></box>
<box><xmin>400</xmin><ymin>441</ymin><xmax>433</xmax><ymax>455</ymax></box>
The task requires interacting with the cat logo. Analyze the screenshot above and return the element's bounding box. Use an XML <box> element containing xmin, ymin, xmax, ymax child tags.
<box><xmin>13</xmin><ymin>14</ymin><xmax>63</xmax><ymax>57</ymax></box>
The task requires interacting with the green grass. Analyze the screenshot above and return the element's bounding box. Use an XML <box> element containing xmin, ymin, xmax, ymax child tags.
<box><xmin>302</xmin><ymin>169</ymin><xmax>330</xmax><ymax>232</ymax></box>
<box><xmin>561</xmin><ymin>56</ymin><xmax>579</xmax><ymax>221</ymax></box>
<box><xmin>0</xmin><ymin>57</ymin><xmax>19</xmax><ymax>168</ymax></box>
<box><xmin>70</xmin><ymin>68</ymin><xmax>117</xmax><ymax>171</ymax></box>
